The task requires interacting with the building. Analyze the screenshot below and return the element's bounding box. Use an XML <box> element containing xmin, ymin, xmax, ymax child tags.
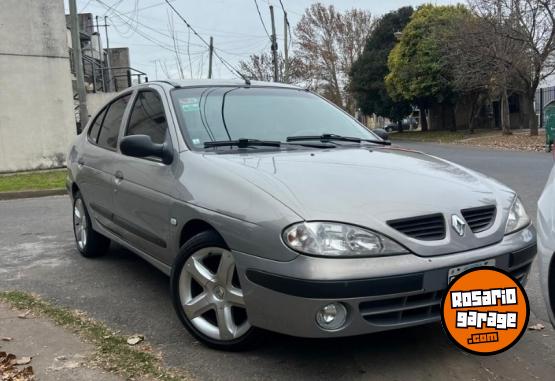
<box><xmin>0</xmin><ymin>1</ymin><xmax>148</xmax><ymax>172</ymax></box>
<box><xmin>0</xmin><ymin>0</ymin><xmax>75</xmax><ymax>172</ymax></box>
<box><xmin>65</xmin><ymin>13</ymin><xmax>147</xmax><ymax>129</ymax></box>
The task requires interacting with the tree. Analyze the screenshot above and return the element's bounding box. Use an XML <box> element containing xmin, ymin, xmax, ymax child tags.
<box><xmin>350</xmin><ymin>7</ymin><xmax>414</xmax><ymax>126</ymax></box>
<box><xmin>441</xmin><ymin>14</ymin><xmax>529</xmax><ymax>134</ymax></box>
<box><xmin>385</xmin><ymin>5</ymin><xmax>470</xmax><ymax>131</ymax></box>
<box><xmin>295</xmin><ymin>3</ymin><xmax>374</xmax><ymax>113</ymax></box>
<box><xmin>238</xmin><ymin>53</ymin><xmax>306</xmax><ymax>84</ymax></box>
<box><xmin>468</xmin><ymin>0</ymin><xmax>555</xmax><ymax>136</ymax></box>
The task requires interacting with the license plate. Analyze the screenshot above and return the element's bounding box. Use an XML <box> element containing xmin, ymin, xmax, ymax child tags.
<box><xmin>448</xmin><ymin>259</ymin><xmax>496</xmax><ymax>283</ymax></box>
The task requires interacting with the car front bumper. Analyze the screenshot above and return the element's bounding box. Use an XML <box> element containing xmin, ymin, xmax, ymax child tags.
<box><xmin>234</xmin><ymin>225</ymin><xmax>536</xmax><ymax>338</ymax></box>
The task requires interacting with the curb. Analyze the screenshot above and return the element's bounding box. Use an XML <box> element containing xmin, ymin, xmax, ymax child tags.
<box><xmin>0</xmin><ymin>188</ymin><xmax>67</xmax><ymax>201</ymax></box>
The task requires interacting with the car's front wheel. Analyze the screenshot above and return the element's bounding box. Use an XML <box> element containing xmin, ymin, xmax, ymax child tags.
<box><xmin>72</xmin><ymin>191</ymin><xmax>110</xmax><ymax>257</ymax></box>
<box><xmin>171</xmin><ymin>230</ymin><xmax>261</xmax><ymax>350</ymax></box>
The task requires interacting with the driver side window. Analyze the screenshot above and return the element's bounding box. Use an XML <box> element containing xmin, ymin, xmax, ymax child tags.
<box><xmin>126</xmin><ymin>91</ymin><xmax>169</xmax><ymax>144</ymax></box>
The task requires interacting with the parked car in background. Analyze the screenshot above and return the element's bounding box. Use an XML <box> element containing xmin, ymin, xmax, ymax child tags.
<box><xmin>384</xmin><ymin>116</ymin><xmax>418</xmax><ymax>132</ymax></box>
<box><xmin>539</xmin><ymin>163</ymin><xmax>555</xmax><ymax>327</ymax></box>
<box><xmin>67</xmin><ymin>79</ymin><xmax>536</xmax><ymax>350</ymax></box>
<box><xmin>404</xmin><ymin>116</ymin><xmax>419</xmax><ymax>129</ymax></box>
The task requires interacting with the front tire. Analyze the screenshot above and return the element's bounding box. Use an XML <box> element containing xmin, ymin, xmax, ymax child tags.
<box><xmin>170</xmin><ymin>230</ymin><xmax>261</xmax><ymax>350</ymax></box>
<box><xmin>72</xmin><ymin>191</ymin><xmax>110</xmax><ymax>257</ymax></box>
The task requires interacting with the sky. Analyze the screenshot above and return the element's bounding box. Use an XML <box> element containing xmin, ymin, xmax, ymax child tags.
<box><xmin>73</xmin><ymin>0</ymin><xmax>461</xmax><ymax>81</ymax></box>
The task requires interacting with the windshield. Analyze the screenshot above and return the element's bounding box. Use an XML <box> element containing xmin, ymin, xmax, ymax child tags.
<box><xmin>171</xmin><ymin>86</ymin><xmax>380</xmax><ymax>149</ymax></box>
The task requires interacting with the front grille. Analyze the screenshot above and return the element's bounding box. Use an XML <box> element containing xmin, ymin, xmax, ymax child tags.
<box><xmin>360</xmin><ymin>290</ymin><xmax>443</xmax><ymax>326</ymax></box>
<box><xmin>387</xmin><ymin>213</ymin><xmax>446</xmax><ymax>241</ymax></box>
<box><xmin>461</xmin><ymin>205</ymin><xmax>496</xmax><ymax>233</ymax></box>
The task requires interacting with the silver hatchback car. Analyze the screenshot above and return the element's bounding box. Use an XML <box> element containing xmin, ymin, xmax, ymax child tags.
<box><xmin>67</xmin><ymin>80</ymin><xmax>537</xmax><ymax>350</ymax></box>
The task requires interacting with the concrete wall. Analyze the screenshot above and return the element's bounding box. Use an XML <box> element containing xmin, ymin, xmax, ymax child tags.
<box><xmin>87</xmin><ymin>92</ymin><xmax>117</xmax><ymax>116</ymax></box>
<box><xmin>0</xmin><ymin>0</ymin><xmax>75</xmax><ymax>172</ymax></box>
<box><xmin>108</xmin><ymin>47</ymin><xmax>130</xmax><ymax>91</ymax></box>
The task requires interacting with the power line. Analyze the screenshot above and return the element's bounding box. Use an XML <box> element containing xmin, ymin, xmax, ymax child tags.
<box><xmin>79</xmin><ymin>0</ymin><xmax>94</xmax><ymax>12</ymax></box>
<box><xmin>97</xmin><ymin>0</ymin><xmax>234</xmax><ymax>80</ymax></box>
<box><xmin>104</xmin><ymin>3</ymin><xmax>272</xmax><ymax>42</ymax></box>
<box><xmin>96</xmin><ymin>1</ymin><xmax>204</xmax><ymax>53</ymax></box>
<box><xmin>253</xmin><ymin>0</ymin><xmax>271</xmax><ymax>40</ymax></box>
<box><xmin>95</xmin><ymin>0</ymin><xmax>255</xmax><ymax>80</ymax></box>
<box><xmin>163</xmin><ymin>0</ymin><xmax>249</xmax><ymax>81</ymax></box>
<box><xmin>118</xmin><ymin>0</ymin><xmax>176</xmax><ymax>16</ymax></box>
<box><xmin>102</xmin><ymin>0</ymin><xmax>124</xmax><ymax>16</ymax></box>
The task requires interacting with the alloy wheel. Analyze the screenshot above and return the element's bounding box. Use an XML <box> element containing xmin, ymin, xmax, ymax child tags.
<box><xmin>73</xmin><ymin>198</ymin><xmax>88</xmax><ymax>250</ymax></box>
<box><xmin>179</xmin><ymin>247</ymin><xmax>250</xmax><ymax>341</ymax></box>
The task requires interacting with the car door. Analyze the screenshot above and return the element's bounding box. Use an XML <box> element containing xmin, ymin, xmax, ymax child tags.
<box><xmin>78</xmin><ymin>93</ymin><xmax>132</xmax><ymax>232</ymax></box>
<box><xmin>112</xmin><ymin>87</ymin><xmax>179</xmax><ymax>265</ymax></box>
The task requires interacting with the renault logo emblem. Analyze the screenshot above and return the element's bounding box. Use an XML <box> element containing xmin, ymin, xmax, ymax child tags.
<box><xmin>451</xmin><ymin>215</ymin><xmax>466</xmax><ymax>236</ymax></box>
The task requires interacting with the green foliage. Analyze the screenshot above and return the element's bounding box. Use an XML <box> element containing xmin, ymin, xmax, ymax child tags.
<box><xmin>350</xmin><ymin>7</ymin><xmax>413</xmax><ymax>121</ymax></box>
<box><xmin>385</xmin><ymin>4</ymin><xmax>470</xmax><ymax>106</ymax></box>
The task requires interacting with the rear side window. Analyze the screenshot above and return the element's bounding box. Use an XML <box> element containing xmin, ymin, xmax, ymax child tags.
<box><xmin>97</xmin><ymin>94</ymin><xmax>131</xmax><ymax>150</ymax></box>
<box><xmin>126</xmin><ymin>91</ymin><xmax>168</xmax><ymax>144</ymax></box>
<box><xmin>88</xmin><ymin>107</ymin><xmax>107</xmax><ymax>143</ymax></box>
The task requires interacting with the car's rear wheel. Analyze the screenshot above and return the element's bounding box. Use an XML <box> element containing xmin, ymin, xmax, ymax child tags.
<box><xmin>72</xmin><ymin>192</ymin><xmax>110</xmax><ymax>257</ymax></box>
<box><xmin>171</xmin><ymin>230</ymin><xmax>261</xmax><ymax>350</ymax></box>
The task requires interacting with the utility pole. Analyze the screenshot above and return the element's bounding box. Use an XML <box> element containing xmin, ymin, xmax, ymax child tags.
<box><xmin>269</xmin><ymin>5</ymin><xmax>279</xmax><ymax>82</ymax></box>
<box><xmin>208</xmin><ymin>36</ymin><xmax>213</xmax><ymax>79</ymax></box>
<box><xmin>283</xmin><ymin>11</ymin><xmax>288</xmax><ymax>83</ymax></box>
<box><xmin>104</xmin><ymin>16</ymin><xmax>113</xmax><ymax>92</ymax></box>
<box><xmin>69</xmin><ymin>0</ymin><xmax>88</xmax><ymax>130</ymax></box>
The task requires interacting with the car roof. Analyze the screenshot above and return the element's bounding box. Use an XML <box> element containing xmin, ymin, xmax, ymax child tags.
<box><xmin>143</xmin><ymin>79</ymin><xmax>303</xmax><ymax>90</ymax></box>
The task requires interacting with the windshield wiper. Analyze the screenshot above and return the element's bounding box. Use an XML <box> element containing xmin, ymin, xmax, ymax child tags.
<box><xmin>204</xmin><ymin>139</ymin><xmax>281</xmax><ymax>149</ymax></box>
<box><xmin>286</xmin><ymin>133</ymin><xmax>391</xmax><ymax>146</ymax></box>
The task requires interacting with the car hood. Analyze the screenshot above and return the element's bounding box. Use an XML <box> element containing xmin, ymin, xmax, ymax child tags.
<box><xmin>201</xmin><ymin>146</ymin><xmax>516</xmax><ymax>256</ymax></box>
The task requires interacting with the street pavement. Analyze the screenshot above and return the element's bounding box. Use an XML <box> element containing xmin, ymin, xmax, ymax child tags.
<box><xmin>0</xmin><ymin>303</ymin><xmax>124</xmax><ymax>381</ymax></box>
<box><xmin>1</xmin><ymin>142</ymin><xmax>555</xmax><ymax>380</ymax></box>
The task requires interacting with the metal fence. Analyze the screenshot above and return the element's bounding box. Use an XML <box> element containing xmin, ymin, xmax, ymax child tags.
<box><xmin>535</xmin><ymin>86</ymin><xmax>555</xmax><ymax>129</ymax></box>
<box><xmin>536</xmin><ymin>86</ymin><xmax>555</xmax><ymax>110</ymax></box>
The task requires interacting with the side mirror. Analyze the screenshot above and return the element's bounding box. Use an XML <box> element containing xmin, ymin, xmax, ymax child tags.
<box><xmin>120</xmin><ymin>135</ymin><xmax>173</xmax><ymax>165</ymax></box>
<box><xmin>373</xmin><ymin>128</ymin><xmax>390</xmax><ymax>141</ymax></box>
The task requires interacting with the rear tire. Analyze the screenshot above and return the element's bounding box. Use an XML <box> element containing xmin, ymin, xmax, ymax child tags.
<box><xmin>170</xmin><ymin>230</ymin><xmax>262</xmax><ymax>351</ymax></box>
<box><xmin>72</xmin><ymin>191</ymin><xmax>110</xmax><ymax>258</ymax></box>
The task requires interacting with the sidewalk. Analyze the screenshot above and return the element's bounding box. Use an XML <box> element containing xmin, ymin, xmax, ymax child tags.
<box><xmin>0</xmin><ymin>303</ymin><xmax>123</xmax><ymax>381</ymax></box>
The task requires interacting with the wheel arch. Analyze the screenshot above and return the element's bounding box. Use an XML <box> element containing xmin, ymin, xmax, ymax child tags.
<box><xmin>179</xmin><ymin>219</ymin><xmax>226</xmax><ymax>248</ymax></box>
<box><xmin>71</xmin><ymin>182</ymin><xmax>80</xmax><ymax>198</ymax></box>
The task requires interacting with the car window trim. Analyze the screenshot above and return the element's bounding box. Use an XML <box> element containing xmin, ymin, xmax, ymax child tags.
<box><xmin>93</xmin><ymin>91</ymin><xmax>133</xmax><ymax>152</ymax></box>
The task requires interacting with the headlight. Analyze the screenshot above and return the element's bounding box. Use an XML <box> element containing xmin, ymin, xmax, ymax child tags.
<box><xmin>282</xmin><ymin>222</ymin><xmax>408</xmax><ymax>257</ymax></box>
<box><xmin>505</xmin><ymin>196</ymin><xmax>530</xmax><ymax>234</ymax></box>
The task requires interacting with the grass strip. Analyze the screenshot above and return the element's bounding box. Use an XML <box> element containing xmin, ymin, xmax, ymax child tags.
<box><xmin>0</xmin><ymin>290</ymin><xmax>189</xmax><ymax>381</ymax></box>
<box><xmin>0</xmin><ymin>169</ymin><xmax>66</xmax><ymax>192</ymax></box>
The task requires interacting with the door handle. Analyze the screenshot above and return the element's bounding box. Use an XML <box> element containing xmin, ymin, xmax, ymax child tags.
<box><xmin>114</xmin><ymin>171</ymin><xmax>124</xmax><ymax>185</ymax></box>
<box><xmin>77</xmin><ymin>158</ymin><xmax>85</xmax><ymax>167</ymax></box>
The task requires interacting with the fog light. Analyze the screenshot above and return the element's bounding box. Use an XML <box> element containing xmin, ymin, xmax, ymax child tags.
<box><xmin>316</xmin><ymin>302</ymin><xmax>347</xmax><ymax>330</ymax></box>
